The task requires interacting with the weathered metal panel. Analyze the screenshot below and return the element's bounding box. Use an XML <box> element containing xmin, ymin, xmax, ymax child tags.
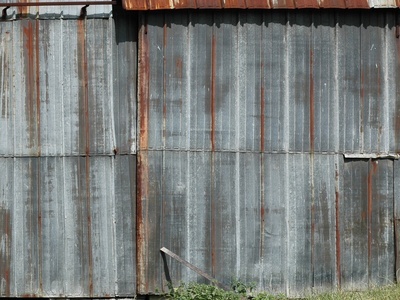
<box><xmin>340</xmin><ymin>159</ymin><xmax>369</xmax><ymax>290</ymax></box>
<box><xmin>311</xmin><ymin>11</ymin><xmax>338</xmax><ymax>153</ymax></box>
<box><xmin>136</xmin><ymin>151</ymin><xmax>344</xmax><ymax>297</ymax></box>
<box><xmin>0</xmin><ymin>156</ymin><xmax>136</xmax><ymax>297</ymax></box>
<box><xmin>0</xmin><ymin>18</ymin><xmax>137</xmax><ymax>156</ymax></box>
<box><xmin>340</xmin><ymin>159</ymin><xmax>394</xmax><ymax>290</ymax></box>
<box><xmin>137</xmin><ymin>10</ymin><xmax>399</xmax><ymax>297</ymax></box>
<box><xmin>113</xmin><ymin>12</ymin><xmax>138</xmax><ymax>155</ymax></box>
<box><xmin>141</xmin><ymin>10</ymin><xmax>400</xmax><ymax>155</ymax></box>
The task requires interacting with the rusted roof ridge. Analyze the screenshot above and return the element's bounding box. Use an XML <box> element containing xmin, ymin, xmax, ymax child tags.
<box><xmin>123</xmin><ymin>0</ymin><xmax>398</xmax><ymax>9</ymax></box>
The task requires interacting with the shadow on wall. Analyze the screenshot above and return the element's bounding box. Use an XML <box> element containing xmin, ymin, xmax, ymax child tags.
<box><xmin>113</xmin><ymin>3</ymin><xmax>138</xmax><ymax>44</ymax></box>
<box><xmin>138</xmin><ymin>9</ymin><xmax>396</xmax><ymax>30</ymax></box>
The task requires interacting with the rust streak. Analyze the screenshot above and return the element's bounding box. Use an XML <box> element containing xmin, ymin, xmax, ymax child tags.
<box><xmin>309</xmin><ymin>48</ymin><xmax>315</xmax><ymax>286</ymax></box>
<box><xmin>0</xmin><ymin>207</ymin><xmax>11</xmax><ymax>297</ymax></box>
<box><xmin>137</xmin><ymin>16</ymin><xmax>150</xmax><ymax>294</ymax></box>
<box><xmin>77</xmin><ymin>18</ymin><xmax>89</xmax><ymax>155</ymax></box>
<box><xmin>139</xmin><ymin>20</ymin><xmax>149</xmax><ymax>151</ymax></box>
<box><xmin>335</xmin><ymin>166</ymin><xmax>341</xmax><ymax>288</ymax></box>
<box><xmin>211</xmin><ymin>34</ymin><xmax>216</xmax><ymax>152</ymax></box>
<box><xmin>136</xmin><ymin>152</ymin><xmax>149</xmax><ymax>293</ymax></box>
<box><xmin>210</xmin><ymin>31</ymin><xmax>216</xmax><ymax>277</ymax></box>
<box><xmin>260</xmin><ymin>63</ymin><xmax>265</xmax><ymax>153</ymax></box>
<box><xmin>23</xmin><ymin>21</ymin><xmax>36</xmax><ymax>152</ymax></box>
<box><xmin>85</xmin><ymin>157</ymin><xmax>93</xmax><ymax>296</ymax></box>
<box><xmin>35</xmin><ymin>19</ymin><xmax>40</xmax><ymax>156</ymax></box>
<box><xmin>367</xmin><ymin>159</ymin><xmax>378</xmax><ymax>285</ymax></box>
<box><xmin>309</xmin><ymin>49</ymin><xmax>314</xmax><ymax>153</ymax></box>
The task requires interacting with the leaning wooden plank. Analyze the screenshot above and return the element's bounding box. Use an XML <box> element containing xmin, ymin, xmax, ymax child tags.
<box><xmin>160</xmin><ymin>247</ymin><xmax>228</xmax><ymax>290</ymax></box>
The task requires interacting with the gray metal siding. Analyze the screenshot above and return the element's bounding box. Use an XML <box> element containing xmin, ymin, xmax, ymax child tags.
<box><xmin>137</xmin><ymin>10</ymin><xmax>399</xmax><ymax>297</ymax></box>
<box><xmin>0</xmin><ymin>156</ymin><xmax>136</xmax><ymax>297</ymax></box>
<box><xmin>0</xmin><ymin>18</ymin><xmax>136</xmax><ymax>157</ymax></box>
<box><xmin>0</xmin><ymin>14</ymin><xmax>137</xmax><ymax>298</ymax></box>
<box><xmin>140</xmin><ymin>10</ymin><xmax>399</xmax><ymax>155</ymax></box>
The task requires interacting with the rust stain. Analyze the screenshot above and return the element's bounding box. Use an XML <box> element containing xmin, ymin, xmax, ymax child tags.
<box><xmin>136</xmin><ymin>152</ymin><xmax>149</xmax><ymax>293</ymax></box>
<box><xmin>18</xmin><ymin>0</ymin><xmax>30</xmax><ymax>15</ymax></box>
<box><xmin>85</xmin><ymin>157</ymin><xmax>93</xmax><ymax>296</ymax></box>
<box><xmin>123</xmin><ymin>0</ymin><xmax>379</xmax><ymax>9</ymax></box>
<box><xmin>224</xmin><ymin>0</ymin><xmax>247</xmax><ymax>8</ymax></box>
<box><xmin>173</xmin><ymin>0</ymin><xmax>197</xmax><ymax>9</ymax></box>
<box><xmin>335</xmin><ymin>166</ymin><xmax>341</xmax><ymax>288</ymax></box>
<box><xmin>260</xmin><ymin>63</ymin><xmax>265</xmax><ymax>152</ymax></box>
<box><xmin>210</xmin><ymin>32</ymin><xmax>217</xmax><ymax>277</ymax></box>
<box><xmin>345</xmin><ymin>0</ymin><xmax>370</xmax><ymax>8</ymax></box>
<box><xmin>196</xmin><ymin>0</ymin><xmax>222</xmax><ymax>8</ymax></box>
<box><xmin>23</xmin><ymin>21</ymin><xmax>38</xmax><ymax>153</ymax></box>
<box><xmin>310</xmin><ymin>48</ymin><xmax>315</xmax><ymax>284</ymax></box>
<box><xmin>0</xmin><ymin>207</ymin><xmax>11</xmax><ymax>297</ymax></box>
<box><xmin>35</xmin><ymin>19</ymin><xmax>40</xmax><ymax>156</ymax></box>
<box><xmin>137</xmin><ymin>17</ymin><xmax>150</xmax><ymax>293</ymax></box>
<box><xmin>367</xmin><ymin>159</ymin><xmax>378</xmax><ymax>284</ymax></box>
<box><xmin>310</xmin><ymin>49</ymin><xmax>314</xmax><ymax>153</ymax></box>
<box><xmin>245</xmin><ymin>0</ymin><xmax>271</xmax><ymax>8</ymax></box>
<box><xmin>139</xmin><ymin>20</ymin><xmax>149</xmax><ymax>151</ymax></box>
<box><xmin>77</xmin><ymin>19</ymin><xmax>90</xmax><ymax>155</ymax></box>
<box><xmin>20</xmin><ymin>293</ymin><xmax>39</xmax><ymax>298</ymax></box>
<box><xmin>211</xmin><ymin>34</ymin><xmax>216</xmax><ymax>151</ymax></box>
<box><xmin>319</xmin><ymin>0</ymin><xmax>346</xmax><ymax>8</ymax></box>
<box><xmin>149</xmin><ymin>0</ymin><xmax>171</xmax><ymax>9</ymax></box>
<box><xmin>295</xmin><ymin>0</ymin><xmax>320</xmax><ymax>8</ymax></box>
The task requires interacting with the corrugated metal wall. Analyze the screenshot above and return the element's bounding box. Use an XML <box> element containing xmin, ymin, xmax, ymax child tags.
<box><xmin>0</xmin><ymin>9</ymin><xmax>138</xmax><ymax>297</ymax></box>
<box><xmin>137</xmin><ymin>10</ymin><xmax>400</xmax><ymax>297</ymax></box>
<box><xmin>1</xmin><ymin>6</ymin><xmax>400</xmax><ymax>298</ymax></box>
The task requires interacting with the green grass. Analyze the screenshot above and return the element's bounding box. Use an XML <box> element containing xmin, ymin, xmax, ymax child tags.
<box><xmin>307</xmin><ymin>284</ymin><xmax>400</xmax><ymax>300</ymax></box>
<box><xmin>165</xmin><ymin>282</ymin><xmax>400</xmax><ymax>300</ymax></box>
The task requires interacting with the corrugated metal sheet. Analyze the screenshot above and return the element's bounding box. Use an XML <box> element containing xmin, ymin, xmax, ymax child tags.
<box><xmin>0</xmin><ymin>17</ymin><xmax>137</xmax><ymax>156</ymax></box>
<box><xmin>1</xmin><ymin>0</ymin><xmax>112</xmax><ymax>19</ymax></box>
<box><xmin>122</xmin><ymin>0</ymin><xmax>399</xmax><ymax>10</ymax></box>
<box><xmin>137</xmin><ymin>10</ymin><xmax>399</xmax><ymax>297</ymax></box>
<box><xmin>0</xmin><ymin>13</ymin><xmax>138</xmax><ymax>298</ymax></box>
<box><xmin>138</xmin><ymin>10</ymin><xmax>398</xmax><ymax>155</ymax></box>
<box><xmin>0</xmin><ymin>156</ymin><xmax>136</xmax><ymax>297</ymax></box>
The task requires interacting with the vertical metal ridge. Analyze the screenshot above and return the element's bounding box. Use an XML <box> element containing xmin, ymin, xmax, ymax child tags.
<box><xmin>335</xmin><ymin>164</ymin><xmax>341</xmax><ymax>289</ymax></box>
<box><xmin>367</xmin><ymin>160</ymin><xmax>378</xmax><ymax>286</ymax></box>
<box><xmin>210</xmin><ymin>14</ymin><xmax>216</xmax><ymax>277</ymax></box>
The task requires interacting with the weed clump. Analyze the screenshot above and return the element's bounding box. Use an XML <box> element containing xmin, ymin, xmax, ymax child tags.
<box><xmin>166</xmin><ymin>280</ymin><xmax>281</xmax><ymax>300</ymax></box>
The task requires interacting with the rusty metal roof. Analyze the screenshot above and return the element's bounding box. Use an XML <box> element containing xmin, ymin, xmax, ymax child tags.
<box><xmin>122</xmin><ymin>0</ymin><xmax>398</xmax><ymax>10</ymax></box>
